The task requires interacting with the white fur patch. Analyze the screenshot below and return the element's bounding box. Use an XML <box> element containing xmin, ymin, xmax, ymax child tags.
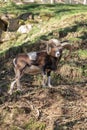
<box><xmin>27</xmin><ymin>52</ymin><xmax>37</xmax><ymax>60</ymax></box>
<box><xmin>55</xmin><ymin>51</ymin><xmax>60</xmax><ymax>57</ymax></box>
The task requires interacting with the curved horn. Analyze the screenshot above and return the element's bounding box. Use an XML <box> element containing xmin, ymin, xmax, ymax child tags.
<box><xmin>61</xmin><ymin>42</ymin><xmax>72</xmax><ymax>59</ymax></box>
<box><xmin>40</xmin><ymin>39</ymin><xmax>61</xmax><ymax>47</ymax></box>
<box><xmin>61</xmin><ymin>42</ymin><xmax>72</xmax><ymax>51</ymax></box>
<box><xmin>47</xmin><ymin>39</ymin><xmax>61</xmax><ymax>54</ymax></box>
<box><xmin>47</xmin><ymin>43</ymin><xmax>51</xmax><ymax>54</ymax></box>
<box><xmin>49</xmin><ymin>39</ymin><xmax>61</xmax><ymax>46</ymax></box>
<box><xmin>39</xmin><ymin>40</ymin><xmax>52</xmax><ymax>54</ymax></box>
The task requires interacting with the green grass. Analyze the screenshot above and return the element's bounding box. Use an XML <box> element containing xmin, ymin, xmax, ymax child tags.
<box><xmin>0</xmin><ymin>3</ymin><xmax>87</xmax><ymax>59</ymax></box>
<box><xmin>0</xmin><ymin>3</ymin><xmax>86</xmax><ymax>20</ymax></box>
<box><xmin>78</xmin><ymin>50</ymin><xmax>87</xmax><ymax>59</ymax></box>
<box><xmin>0</xmin><ymin>3</ymin><xmax>87</xmax><ymax>17</ymax></box>
<box><xmin>23</xmin><ymin>118</ymin><xmax>46</xmax><ymax>130</ymax></box>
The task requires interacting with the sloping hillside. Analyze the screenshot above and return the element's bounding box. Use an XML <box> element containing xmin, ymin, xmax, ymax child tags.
<box><xmin>0</xmin><ymin>3</ymin><xmax>87</xmax><ymax>57</ymax></box>
<box><xmin>0</xmin><ymin>3</ymin><xmax>87</xmax><ymax>130</ymax></box>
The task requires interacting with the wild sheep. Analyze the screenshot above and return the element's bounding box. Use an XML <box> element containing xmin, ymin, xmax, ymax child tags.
<box><xmin>8</xmin><ymin>39</ymin><xmax>72</xmax><ymax>95</ymax></box>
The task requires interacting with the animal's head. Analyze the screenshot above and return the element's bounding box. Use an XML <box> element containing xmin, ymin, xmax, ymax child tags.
<box><xmin>47</xmin><ymin>39</ymin><xmax>72</xmax><ymax>58</ymax></box>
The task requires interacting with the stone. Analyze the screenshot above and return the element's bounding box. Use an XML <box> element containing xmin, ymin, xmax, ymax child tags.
<box><xmin>17</xmin><ymin>24</ymin><xmax>32</xmax><ymax>34</ymax></box>
<box><xmin>8</xmin><ymin>18</ymin><xmax>19</xmax><ymax>31</ymax></box>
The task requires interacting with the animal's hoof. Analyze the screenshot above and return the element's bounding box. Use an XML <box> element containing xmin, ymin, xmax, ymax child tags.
<box><xmin>48</xmin><ymin>84</ymin><xmax>53</xmax><ymax>88</ymax></box>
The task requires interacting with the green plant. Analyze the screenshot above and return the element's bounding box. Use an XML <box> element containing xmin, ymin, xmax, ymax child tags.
<box><xmin>23</xmin><ymin>118</ymin><xmax>46</xmax><ymax>130</ymax></box>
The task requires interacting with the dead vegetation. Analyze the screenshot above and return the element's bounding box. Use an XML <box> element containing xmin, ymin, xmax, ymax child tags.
<box><xmin>0</xmin><ymin>84</ymin><xmax>87</xmax><ymax>130</ymax></box>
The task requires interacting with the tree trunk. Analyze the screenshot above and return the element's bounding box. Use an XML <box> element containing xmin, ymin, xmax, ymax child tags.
<box><xmin>83</xmin><ymin>0</ymin><xmax>87</xmax><ymax>5</ymax></box>
<box><xmin>50</xmin><ymin>0</ymin><xmax>54</xmax><ymax>4</ymax></box>
<box><xmin>69</xmin><ymin>0</ymin><xmax>72</xmax><ymax>4</ymax></box>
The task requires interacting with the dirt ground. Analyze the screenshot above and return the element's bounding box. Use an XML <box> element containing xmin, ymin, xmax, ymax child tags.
<box><xmin>0</xmin><ymin>41</ymin><xmax>87</xmax><ymax>130</ymax></box>
<box><xmin>0</xmin><ymin>58</ymin><xmax>87</xmax><ymax>130</ymax></box>
<box><xmin>0</xmin><ymin>84</ymin><xmax>87</xmax><ymax>130</ymax></box>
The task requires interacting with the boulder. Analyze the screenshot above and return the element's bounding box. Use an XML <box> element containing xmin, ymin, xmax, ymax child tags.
<box><xmin>17</xmin><ymin>24</ymin><xmax>32</xmax><ymax>33</ymax></box>
<box><xmin>1</xmin><ymin>14</ymin><xmax>19</xmax><ymax>32</ymax></box>
<box><xmin>8</xmin><ymin>18</ymin><xmax>20</xmax><ymax>31</ymax></box>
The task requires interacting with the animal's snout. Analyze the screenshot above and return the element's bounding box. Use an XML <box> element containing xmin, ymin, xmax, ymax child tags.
<box><xmin>55</xmin><ymin>51</ymin><xmax>60</xmax><ymax>57</ymax></box>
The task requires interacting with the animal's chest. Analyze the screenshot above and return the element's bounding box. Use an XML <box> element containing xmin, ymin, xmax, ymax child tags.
<box><xmin>45</xmin><ymin>58</ymin><xmax>57</xmax><ymax>70</ymax></box>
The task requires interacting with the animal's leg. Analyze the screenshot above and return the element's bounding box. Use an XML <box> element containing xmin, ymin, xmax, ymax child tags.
<box><xmin>8</xmin><ymin>80</ymin><xmax>16</xmax><ymax>95</ymax></box>
<box><xmin>42</xmin><ymin>66</ymin><xmax>47</xmax><ymax>87</ymax></box>
<box><xmin>8</xmin><ymin>67</ymin><xmax>17</xmax><ymax>95</ymax></box>
<box><xmin>42</xmin><ymin>73</ymin><xmax>47</xmax><ymax>87</ymax></box>
<box><xmin>8</xmin><ymin>68</ymin><xmax>22</xmax><ymax>95</ymax></box>
<box><xmin>16</xmin><ymin>69</ymin><xmax>22</xmax><ymax>91</ymax></box>
<box><xmin>47</xmin><ymin>71</ymin><xmax>52</xmax><ymax>87</ymax></box>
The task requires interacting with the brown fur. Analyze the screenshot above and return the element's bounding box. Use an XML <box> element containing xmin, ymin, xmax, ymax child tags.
<box><xmin>8</xmin><ymin>39</ymin><xmax>72</xmax><ymax>95</ymax></box>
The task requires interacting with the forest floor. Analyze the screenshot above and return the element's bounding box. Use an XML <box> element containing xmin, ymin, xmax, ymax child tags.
<box><xmin>0</xmin><ymin>58</ymin><xmax>87</xmax><ymax>130</ymax></box>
